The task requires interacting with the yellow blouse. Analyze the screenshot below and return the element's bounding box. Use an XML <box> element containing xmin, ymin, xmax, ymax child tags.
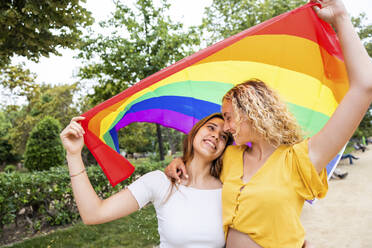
<box><xmin>220</xmin><ymin>139</ymin><xmax>328</xmax><ymax>248</ymax></box>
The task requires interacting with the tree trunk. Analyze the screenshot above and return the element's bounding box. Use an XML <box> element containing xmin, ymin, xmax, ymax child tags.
<box><xmin>156</xmin><ymin>124</ymin><xmax>165</xmax><ymax>160</ymax></box>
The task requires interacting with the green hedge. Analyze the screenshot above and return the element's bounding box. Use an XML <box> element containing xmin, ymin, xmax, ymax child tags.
<box><xmin>0</xmin><ymin>161</ymin><xmax>167</xmax><ymax>232</ymax></box>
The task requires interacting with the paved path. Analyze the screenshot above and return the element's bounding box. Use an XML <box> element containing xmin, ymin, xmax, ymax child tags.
<box><xmin>301</xmin><ymin>147</ymin><xmax>372</xmax><ymax>247</ymax></box>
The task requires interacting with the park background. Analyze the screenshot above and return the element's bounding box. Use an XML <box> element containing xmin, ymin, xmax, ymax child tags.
<box><xmin>1</xmin><ymin>0</ymin><xmax>371</xmax><ymax>247</ymax></box>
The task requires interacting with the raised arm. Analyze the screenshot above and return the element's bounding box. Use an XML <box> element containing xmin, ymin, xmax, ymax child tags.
<box><xmin>308</xmin><ymin>0</ymin><xmax>372</xmax><ymax>172</ymax></box>
<box><xmin>60</xmin><ymin>117</ymin><xmax>139</xmax><ymax>225</ymax></box>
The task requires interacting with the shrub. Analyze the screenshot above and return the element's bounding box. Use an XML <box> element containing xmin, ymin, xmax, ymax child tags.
<box><xmin>4</xmin><ymin>164</ymin><xmax>16</xmax><ymax>173</ymax></box>
<box><xmin>24</xmin><ymin>116</ymin><xmax>65</xmax><ymax>171</ymax></box>
<box><xmin>0</xmin><ymin>161</ymin><xmax>164</xmax><ymax>232</ymax></box>
<box><xmin>131</xmin><ymin>160</ymin><xmax>168</xmax><ymax>178</ymax></box>
<box><xmin>0</xmin><ymin>138</ymin><xmax>19</xmax><ymax>166</ymax></box>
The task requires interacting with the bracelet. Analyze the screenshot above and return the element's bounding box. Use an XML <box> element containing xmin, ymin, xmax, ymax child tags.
<box><xmin>70</xmin><ymin>168</ymin><xmax>86</xmax><ymax>178</ymax></box>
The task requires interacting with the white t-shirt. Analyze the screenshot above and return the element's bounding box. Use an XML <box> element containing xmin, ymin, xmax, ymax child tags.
<box><xmin>128</xmin><ymin>170</ymin><xmax>225</xmax><ymax>248</ymax></box>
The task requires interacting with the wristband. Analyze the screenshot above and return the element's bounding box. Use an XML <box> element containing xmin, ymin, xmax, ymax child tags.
<box><xmin>70</xmin><ymin>168</ymin><xmax>86</xmax><ymax>178</ymax></box>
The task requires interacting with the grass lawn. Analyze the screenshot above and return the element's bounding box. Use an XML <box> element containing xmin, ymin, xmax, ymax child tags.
<box><xmin>2</xmin><ymin>206</ymin><xmax>159</xmax><ymax>248</ymax></box>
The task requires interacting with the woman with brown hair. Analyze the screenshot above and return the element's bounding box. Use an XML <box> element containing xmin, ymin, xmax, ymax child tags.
<box><xmin>165</xmin><ymin>0</ymin><xmax>372</xmax><ymax>247</ymax></box>
<box><xmin>60</xmin><ymin>113</ymin><xmax>232</xmax><ymax>247</ymax></box>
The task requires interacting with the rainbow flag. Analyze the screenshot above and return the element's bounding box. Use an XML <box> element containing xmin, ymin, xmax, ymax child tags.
<box><xmin>81</xmin><ymin>3</ymin><xmax>348</xmax><ymax>187</ymax></box>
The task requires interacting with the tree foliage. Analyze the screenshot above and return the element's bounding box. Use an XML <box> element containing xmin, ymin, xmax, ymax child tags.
<box><xmin>24</xmin><ymin>116</ymin><xmax>64</xmax><ymax>171</ymax></box>
<box><xmin>0</xmin><ymin>111</ymin><xmax>19</xmax><ymax>166</ymax></box>
<box><xmin>77</xmin><ymin>0</ymin><xmax>199</xmax><ymax>159</ymax></box>
<box><xmin>118</xmin><ymin>122</ymin><xmax>157</xmax><ymax>154</ymax></box>
<box><xmin>0</xmin><ymin>65</ymin><xmax>81</xmax><ymax>166</ymax></box>
<box><xmin>0</xmin><ymin>111</ymin><xmax>11</xmax><ymax>139</ymax></box>
<box><xmin>0</xmin><ymin>64</ymin><xmax>36</xmax><ymax>94</ymax></box>
<box><xmin>163</xmin><ymin>127</ymin><xmax>183</xmax><ymax>155</ymax></box>
<box><xmin>0</xmin><ymin>0</ymin><xmax>93</xmax><ymax>68</ymax></box>
<box><xmin>0</xmin><ymin>64</ymin><xmax>37</xmax><ymax>106</ymax></box>
<box><xmin>201</xmin><ymin>0</ymin><xmax>307</xmax><ymax>44</ymax></box>
<box><xmin>4</xmin><ymin>82</ymin><xmax>80</xmax><ymax>155</ymax></box>
<box><xmin>77</xmin><ymin>0</ymin><xmax>200</xmax><ymax>105</ymax></box>
<box><xmin>352</xmin><ymin>13</ymin><xmax>372</xmax><ymax>56</ymax></box>
<box><xmin>351</xmin><ymin>13</ymin><xmax>372</xmax><ymax>138</ymax></box>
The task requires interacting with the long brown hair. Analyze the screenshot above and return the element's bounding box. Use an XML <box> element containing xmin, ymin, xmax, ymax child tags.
<box><xmin>181</xmin><ymin>112</ymin><xmax>233</xmax><ymax>178</ymax></box>
<box><xmin>164</xmin><ymin>113</ymin><xmax>233</xmax><ymax>203</ymax></box>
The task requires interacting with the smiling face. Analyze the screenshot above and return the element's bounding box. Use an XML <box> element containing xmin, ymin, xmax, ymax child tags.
<box><xmin>222</xmin><ymin>79</ymin><xmax>304</xmax><ymax>147</ymax></box>
<box><xmin>222</xmin><ymin>99</ymin><xmax>255</xmax><ymax>145</ymax></box>
<box><xmin>192</xmin><ymin>117</ymin><xmax>229</xmax><ymax>161</ymax></box>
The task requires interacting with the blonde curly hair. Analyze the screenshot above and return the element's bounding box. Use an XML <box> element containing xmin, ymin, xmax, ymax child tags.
<box><xmin>223</xmin><ymin>79</ymin><xmax>303</xmax><ymax>147</ymax></box>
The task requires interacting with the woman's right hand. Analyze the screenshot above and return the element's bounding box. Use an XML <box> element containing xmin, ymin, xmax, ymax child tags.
<box><xmin>164</xmin><ymin>157</ymin><xmax>188</xmax><ymax>183</ymax></box>
<box><xmin>311</xmin><ymin>0</ymin><xmax>348</xmax><ymax>27</ymax></box>
<box><xmin>60</xmin><ymin>116</ymin><xmax>86</xmax><ymax>155</ymax></box>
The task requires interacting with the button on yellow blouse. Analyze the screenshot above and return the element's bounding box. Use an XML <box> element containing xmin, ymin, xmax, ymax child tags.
<box><xmin>220</xmin><ymin>139</ymin><xmax>328</xmax><ymax>248</ymax></box>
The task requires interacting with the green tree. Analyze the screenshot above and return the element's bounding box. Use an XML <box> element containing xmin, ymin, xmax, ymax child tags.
<box><xmin>0</xmin><ymin>138</ymin><xmax>14</xmax><ymax>167</ymax></box>
<box><xmin>0</xmin><ymin>63</ymin><xmax>37</xmax><ymax>106</ymax></box>
<box><xmin>0</xmin><ymin>64</ymin><xmax>36</xmax><ymax>92</ymax></box>
<box><xmin>201</xmin><ymin>0</ymin><xmax>306</xmax><ymax>44</ymax></box>
<box><xmin>352</xmin><ymin>13</ymin><xmax>372</xmax><ymax>139</ymax></box>
<box><xmin>6</xmin><ymin>83</ymin><xmax>80</xmax><ymax>155</ymax></box>
<box><xmin>0</xmin><ymin>62</ymin><xmax>81</xmax><ymax>159</ymax></box>
<box><xmin>0</xmin><ymin>111</ymin><xmax>19</xmax><ymax>167</ymax></box>
<box><xmin>77</xmin><ymin>0</ymin><xmax>200</xmax><ymax>160</ymax></box>
<box><xmin>0</xmin><ymin>0</ymin><xmax>93</xmax><ymax>68</ymax></box>
<box><xmin>163</xmin><ymin>128</ymin><xmax>182</xmax><ymax>155</ymax></box>
<box><xmin>24</xmin><ymin>116</ymin><xmax>64</xmax><ymax>171</ymax></box>
<box><xmin>352</xmin><ymin>13</ymin><xmax>372</xmax><ymax>56</ymax></box>
<box><xmin>0</xmin><ymin>111</ymin><xmax>11</xmax><ymax>138</ymax></box>
<box><xmin>118</xmin><ymin>122</ymin><xmax>157</xmax><ymax>154</ymax></box>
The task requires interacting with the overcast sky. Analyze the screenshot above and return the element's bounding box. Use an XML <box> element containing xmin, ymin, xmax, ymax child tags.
<box><xmin>11</xmin><ymin>0</ymin><xmax>372</xmax><ymax>87</ymax></box>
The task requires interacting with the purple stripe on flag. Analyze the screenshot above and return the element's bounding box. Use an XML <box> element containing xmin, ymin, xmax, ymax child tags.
<box><xmin>115</xmin><ymin>109</ymin><xmax>200</xmax><ymax>134</ymax></box>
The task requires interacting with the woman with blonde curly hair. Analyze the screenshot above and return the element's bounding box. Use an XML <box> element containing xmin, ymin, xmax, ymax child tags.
<box><xmin>165</xmin><ymin>0</ymin><xmax>372</xmax><ymax>247</ymax></box>
<box><xmin>222</xmin><ymin>78</ymin><xmax>304</xmax><ymax>147</ymax></box>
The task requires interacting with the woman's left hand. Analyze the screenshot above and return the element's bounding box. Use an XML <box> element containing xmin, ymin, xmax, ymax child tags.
<box><xmin>311</xmin><ymin>0</ymin><xmax>348</xmax><ymax>26</ymax></box>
